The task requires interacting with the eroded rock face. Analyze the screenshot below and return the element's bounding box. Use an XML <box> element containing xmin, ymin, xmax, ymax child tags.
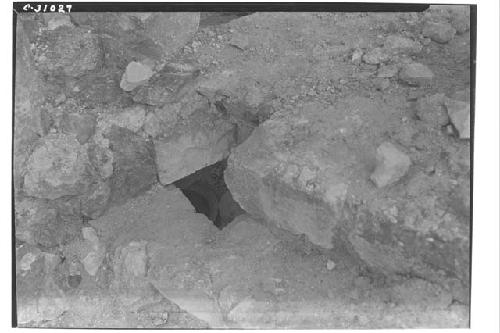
<box><xmin>225</xmin><ymin>98</ymin><xmax>469</xmax><ymax>284</ymax></box>
<box><xmin>399</xmin><ymin>62</ymin><xmax>435</xmax><ymax>86</ymax></box>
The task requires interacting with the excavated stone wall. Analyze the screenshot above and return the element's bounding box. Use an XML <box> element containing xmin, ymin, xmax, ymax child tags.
<box><xmin>15</xmin><ymin>7</ymin><xmax>471</xmax><ymax>328</ymax></box>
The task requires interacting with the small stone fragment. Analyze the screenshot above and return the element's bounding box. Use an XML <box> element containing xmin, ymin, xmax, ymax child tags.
<box><xmin>326</xmin><ymin>259</ymin><xmax>336</xmax><ymax>271</ymax></box>
<box><xmin>445</xmin><ymin>98</ymin><xmax>470</xmax><ymax>139</ymax></box>
<box><xmin>362</xmin><ymin>47</ymin><xmax>390</xmax><ymax>65</ymax></box>
<box><xmin>351</xmin><ymin>49</ymin><xmax>363</xmax><ymax>64</ymax></box>
<box><xmin>81</xmin><ymin>226</ymin><xmax>105</xmax><ymax>276</ymax></box>
<box><xmin>399</xmin><ymin>62</ymin><xmax>434</xmax><ymax>86</ymax></box>
<box><xmin>370</xmin><ymin>142</ymin><xmax>411</xmax><ymax>188</ymax></box>
<box><xmin>423</xmin><ymin>21</ymin><xmax>456</xmax><ymax>44</ymax></box>
<box><xmin>120</xmin><ymin>61</ymin><xmax>154</xmax><ymax>92</ymax></box>
<box><xmin>384</xmin><ymin>35</ymin><xmax>422</xmax><ymax>54</ymax></box>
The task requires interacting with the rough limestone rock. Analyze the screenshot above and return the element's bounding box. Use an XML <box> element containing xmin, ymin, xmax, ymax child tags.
<box><xmin>120</xmin><ymin>61</ymin><xmax>154</xmax><ymax>92</ymax></box>
<box><xmin>23</xmin><ymin>134</ymin><xmax>91</xmax><ymax>199</ymax></box>
<box><xmin>70</xmin><ymin>13</ymin><xmax>199</xmax><ymax>68</ymax></box>
<box><xmin>225</xmin><ymin>98</ymin><xmax>469</xmax><ymax>284</ymax></box>
<box><xmin>445</xmin><ymin>98</ymin><xmax>470</xmax><ymax>139</ymax></box>
<box><xmin>415</xmin><ymin>93</ymin><xmax>449</xmax><ymax>128</ymax></box>
<box><xmin>423</xmin><ymin>21</ymin><xmax>457</xmax><ymax>44</ymax></box>
<box><xmin>132</xmin><ymin>63</ymin><xmax>200</xmax><ymax>106</ymax></box>
<box><xmin>34</xmin><ymin>26</ymin><xmax>102</xmax><ymax>77</ymax></box>
<box><xmin>104</xmin><ymin>127</ymin><xmax>157</xmax><ymax>205</ymax></box>
<box><xmin>370</xmin><ymin>142</ymin><xmax>411</xmax><ymax>188</ymax></box>
<box><xmin>399</xmin><ymin>62</ymin><xmax>434</xmax><ymax>86</ymax></box>
<box><xmin>155</xmin><ymin>109</ymin><xmax>236</xmax><ymax>185</ymax></box>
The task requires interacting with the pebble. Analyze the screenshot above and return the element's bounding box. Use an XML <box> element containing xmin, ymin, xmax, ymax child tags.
<box><xmin>326</xmin><ymin>259</ymin><xmax>336</xmax><ymax>270</ymax></box>
<box><xmin>120</xmin><ymin>61</ymin><xmax>154</xmax><ymax>92</ymax></box>
<box><xmin>370</xmin><ymin>142</ymin><xmax>411</xmax><ymax>188</ymax></box>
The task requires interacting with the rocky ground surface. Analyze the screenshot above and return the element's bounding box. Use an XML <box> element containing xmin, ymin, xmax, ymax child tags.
<box><xmin>15</xmin><ymin>7</ymin><xmax>471</xmax><ymax>328</ymax></box>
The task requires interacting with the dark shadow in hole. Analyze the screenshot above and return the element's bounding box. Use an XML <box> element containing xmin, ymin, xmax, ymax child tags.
<box><xmin>174</xmin><ymin>159</ymin><xmax>245</xmax><ymax>229</ymax></box>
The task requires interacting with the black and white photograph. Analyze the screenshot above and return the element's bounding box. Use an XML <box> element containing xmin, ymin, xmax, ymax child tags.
<box><xmin>7</xmin><ymin>1</ymin><xmax>498</xmax><ymax>330</ymax></box>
